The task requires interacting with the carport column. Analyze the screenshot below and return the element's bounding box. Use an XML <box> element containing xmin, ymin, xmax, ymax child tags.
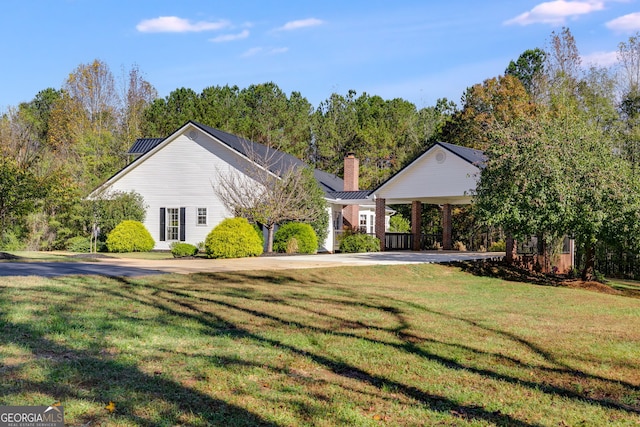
<box><xmin>411</xmin><ymin>200</ymin><xmax>422</xmax><ymax>251</ymax></box>
<box><xmin>375</xmin><ymin>197</ymin><xmax>386</xmax><ymax>251</ymax></box>
<box><xmin>442</xmin><ymin>204</ymin><xmax>452</xmax><ymax>250</ymax></box>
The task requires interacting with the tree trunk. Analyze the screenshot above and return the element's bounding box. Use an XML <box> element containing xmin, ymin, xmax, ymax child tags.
<box><xmin>505</xmin><ymin>234</ymin><xmax>516</xmax><ymax>263</ymax></box>
<box><xmin>582</xmin><ymin>242</ymin><xmax>596</xmax><ymax>281</ymax></box>
<box><xmin>266</xmin><ymin>225</ymin><xmax>274</xmax><ymax>253</ymax></box>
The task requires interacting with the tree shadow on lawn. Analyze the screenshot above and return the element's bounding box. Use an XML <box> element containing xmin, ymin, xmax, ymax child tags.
<box><xmin>97</xmin><ymin>278</ymin><xmax>541</xmax><ymax>427</ymax></box>
<box><xmin>167</xmin><ymin>280</ymin><xmax>640</xmax><ymax>413</ymax></box>
<box><xmin>108</xmin><ymin>275</ymin><xmax>638</xmax><ymax>423</ymax></box>
<box><xmin>5</xmin><ymin>272</ymin><xmax>638</xmax><ymax>425</ymax></box>
<box><xmin>0</xmin><ymin>284</ymin><xmax>279</xmax><ymax>426</ymax></box>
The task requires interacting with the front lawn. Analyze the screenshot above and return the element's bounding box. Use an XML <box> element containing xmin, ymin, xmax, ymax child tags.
<box><xmin>0</xmin><ymin>264</ymin><xmax>638</xmax><ymax>426</ymax></box>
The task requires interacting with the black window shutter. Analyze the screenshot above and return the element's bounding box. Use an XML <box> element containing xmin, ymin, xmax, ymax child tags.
<box><xmin>179</xmin><ymin>207</ymin><xmax>186</xmax><ymax>241</ymax></box>
<box><xmin>159</xmin><ymin>208</ymin><xmax>166</xmax><ymax>241</ymax></box>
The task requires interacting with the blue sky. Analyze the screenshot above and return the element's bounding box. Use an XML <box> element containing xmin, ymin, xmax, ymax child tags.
<box><xmin>2</xmin><ymin>0</ymin><xmax>640</xmax><ymax>111</ymax></box>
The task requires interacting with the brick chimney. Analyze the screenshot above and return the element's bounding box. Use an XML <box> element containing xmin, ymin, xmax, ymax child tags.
<box><xmin>343</xmin><ymin>152</ymin><xmax>360</xmax><ymax>230</ymax></box>
<box><xmin>343</xmin><ymin>152</ymin><xmax>359</xmax><ymax>191</ymax></box>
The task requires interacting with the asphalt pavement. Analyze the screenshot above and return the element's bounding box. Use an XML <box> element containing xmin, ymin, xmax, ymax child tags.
<box><xmin>0</xmin><ymin>251</ymin><xmax>504</xmax><ymax>278</ymax></box>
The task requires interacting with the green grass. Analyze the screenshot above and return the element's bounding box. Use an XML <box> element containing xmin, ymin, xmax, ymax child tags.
<box><xmin>0</xmin><ymin>251</ymin><xmax>76</xmax><ymax>262</ymax></box>
<box><xmin>0</xmin><ymin>250</ymin><xmax>175</xmax><ymax>262</ymax></box>
<box><xmin>608</xmin><ymin>278</ymin><xmax>640</xmax><ymax>293</ymax></box>
<box><xmin>100</xmin><ymin>251</ymin><xmax>175</xmax><ymax>260</ymax></box>
<box><xmin>1</xmin><ymin>264</ymin><xmax>639</xmax><ymax>426</ymax></box>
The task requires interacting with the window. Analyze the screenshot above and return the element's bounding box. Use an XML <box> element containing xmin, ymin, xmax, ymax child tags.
<box><xmin>197</xmin><ymin>208</ymin><xmax>207</xmax><ymax>225</ymax></box>
<box><xmin>359</xmin><ymin>214</ymin><xmax>367</xmax><ymax>233</ymax></box>
<box><xmin>167</xmin><ymin>208</ymin><xmax>179</xmax><ymax>240</ymax></box>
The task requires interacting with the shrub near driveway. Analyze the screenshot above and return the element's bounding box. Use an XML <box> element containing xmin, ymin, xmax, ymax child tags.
<box><xmin>339</xmin><ymin>232</ymin><xmax>380</xmax><ymax>253</ymax></box>
<box><xmin>273</xmin><ymin>222</ymin><xmax>318</xmax><ymax>254</ymax></box>
<box><xmin>170</xmin><ymin>242</ymin><xmax>198</xmax><ymax>258</ymax></box>
<box><xmin>205</xmin><ymin>217</ymin><xmax>263</xmax><ymax>258</ymax></box>
<box><xmin>106</xmin><ymin>220</ymin><xmax>154</xmax><ymax>253</ymax></box>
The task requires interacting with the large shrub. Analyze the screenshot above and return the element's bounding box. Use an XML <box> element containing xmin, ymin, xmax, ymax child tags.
<box><xmin>66</xmin><ymin>236</ymin><xmax>91</xmax><ymax>253</ymax></box>
<box><xmin>273</xmin><ymin>222</ymin><xmax>318</xmax><ymax>254</ymax></box>
<box><xmin>339</xmin><ymin>233</ymin><xmax>380</xmax><ymax>253</ymax></box>
<box><xmin>87</xmin><ymin>191</ymin><xmax>147</xmax><ymax>241</ymax></box>
<box><xmin>106</xmin><ymin>220</ymin><xmax>155</xmax><ymax>253</ymax></box>
<box><xmin>170</xmin><ymin>242</ymin><xmax>198</xmax><ymax>258</ymax></box>
<box><xmin>205</xmin><ymin>217</ymin><xmax>263</xmax><ymax>259</ymax></box>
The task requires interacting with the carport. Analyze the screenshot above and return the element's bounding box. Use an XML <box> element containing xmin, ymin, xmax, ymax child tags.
<box><xmin>370</xmin><ymin>142</ymin><xmax>485</xmax><ymax>251</ymax></box>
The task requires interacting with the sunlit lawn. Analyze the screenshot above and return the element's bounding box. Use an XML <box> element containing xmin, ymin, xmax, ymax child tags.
<box><xmin>0</xmin><ymin>264</ymin><xmax>639</xmax><ymax>426</ymax></box>
<box><xmin>1</xmin><ymin>250</ymin><xmax>175</xmax><ymax>262</ymax></box>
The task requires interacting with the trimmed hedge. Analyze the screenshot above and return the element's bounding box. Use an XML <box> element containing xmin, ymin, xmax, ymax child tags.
<box><xmin>339</xmin><ymin>233</ymin><xmax>380</xmax><ymax>253</ymax></box>
<box><xmin>273</xmin><ymin>222</ymin><xmax>318</xmax><ymax>254</ymax></box>
<box><xmin>106</xmin><ymin>220</ymin><xmax>155</xmax><ymax>253</ymax></box>
<box><xmin>170</xmin><ymin>242</ymin><xmax>198</xmax><ymax>258</ymax></box>
<box><xmin>205</xmin><ymin>217</ymin><xmax>264</xmax><ymax>259</ymax></box>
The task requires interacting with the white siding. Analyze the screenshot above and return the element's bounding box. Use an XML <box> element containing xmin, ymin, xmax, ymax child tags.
<box><xmin>375</xmin><ymin>147</ymin><xmax>479</xmax><ymax>203</ymax></box>
<box><xmin>105</xmin><ymin>128</ymin><xmax>260</xmax><ymax>250</ymax></box>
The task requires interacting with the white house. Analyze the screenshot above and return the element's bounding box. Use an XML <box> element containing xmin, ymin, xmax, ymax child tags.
<box><xmin>90</xmin><ymin>121</ymin><xmax>387</xmax><ymax>251</ymax></box>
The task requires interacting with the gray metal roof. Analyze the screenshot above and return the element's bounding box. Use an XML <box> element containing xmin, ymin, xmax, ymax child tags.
<box><xmin>128</xmin><ymin>138</ymin><xmax>164</xmax><ymax>154</ymax></box>
<box><xmin>190</xmin><ymin>122</ymin><xmax>345</xmax><ymax>196</ymax></box>
<box><xmin>436</xmin><ymin>141</ymin><xmax>486</xmax><ymax>168</ymax></box>
<box><xmin>326</xmin><ymin>190</ymin><xmax>372</xmax><ymax>200</ymax></box>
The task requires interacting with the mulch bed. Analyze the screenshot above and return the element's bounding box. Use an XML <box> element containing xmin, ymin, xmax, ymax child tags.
<box><xmin>450</xmin><ymin>259</ymin><xmax>636</xmax><ymax>297</ymax></box>
<box><xmin>562</xmin><ymin>279</ymin><xmax>623</xmax><ymax>295</ymax></box>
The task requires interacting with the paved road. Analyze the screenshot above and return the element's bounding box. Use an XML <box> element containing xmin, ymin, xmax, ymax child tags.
<box><xmin>0</xmin><ymin>261</ymin><xmax>167</xmax><ymax>277</ymax></box>
<box><xmin>0</xmin><ymin>251</ymin><xmax>504</xmax><ymax>278</ymax></box>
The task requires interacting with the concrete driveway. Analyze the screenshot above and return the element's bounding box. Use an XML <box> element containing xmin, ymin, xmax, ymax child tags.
<box><xmin>0</xmin><ymin>251</ymin><xmax>504</xmax><ymax>278</ymax></box>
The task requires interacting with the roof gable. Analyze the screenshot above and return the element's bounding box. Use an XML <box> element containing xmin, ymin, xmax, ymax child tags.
<box><xmin>91</xmin><ymin>121</ymin><xmax>344</xmax><ymax>198</ymax></box>
<box><xmin>370</xmin><ymin>142</ymin><xmax>484</xmax><ymax>204</ymax></box>
<box><xmin>191</xmin><ymin>122</ymin><xmax>344</xmax><ymax>194</ymax></box>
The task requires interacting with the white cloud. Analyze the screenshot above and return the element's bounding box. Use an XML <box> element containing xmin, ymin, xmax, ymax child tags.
<box><xmin>240</xmin><ymin>46</ymin><xmax>288</xmax><ymax>58</ymax></box>
<box><xmin>276</xmin><ymin>18</ymin><xmax>324</xmax><ymax>31</ymax></box>
<box><xmin>210</xmin><ymin>29</ymin><xmax>250</xmax><ymax>43</ymax></box>
<box><xmin>581</xmin><ymin>50</ymin><xmax>619</xmax><ymax>66</ymax></box>
<box><xmin>268</xmin><ymin>47</ymin><xmax>289</xmax><ymax>55</ymax></box>
<box><xmin>606</xmin><ymin>12</ymin><xmax>640</xmax><ymax>32</ymax></box>
<box><xmin>241</xmin><ymin>47</ymin><xmax>263</xmax><ymax>58</ymax></box>
<box><xmin>504</xmin><ymin>1</ymin><xmax>604</xmax><ymax>26</ymax></box>
<box><xmin>136</xmin><ymin>16</ymin><xmax>229</xmax><ymax>33</ymax></box>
